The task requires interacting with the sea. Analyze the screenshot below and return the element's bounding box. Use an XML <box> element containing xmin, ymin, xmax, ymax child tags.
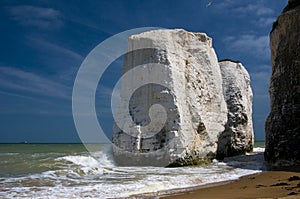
<box><xmin>0</xmin><ymin>142</ymin><xmax>266</xmax><ymax>199</ymax></box>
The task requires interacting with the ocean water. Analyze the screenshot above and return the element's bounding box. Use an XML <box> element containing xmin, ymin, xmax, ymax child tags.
<box><xmin>0</xmin><ymin>143</ymin><xmax>265</xmax><ymax>198</ymax></box>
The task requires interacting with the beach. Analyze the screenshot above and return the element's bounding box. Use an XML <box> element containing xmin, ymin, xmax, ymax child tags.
<box><xmin>162</xmin><ymin>169</ymin><xmax>300</xmax><ymax>199</ymax></box>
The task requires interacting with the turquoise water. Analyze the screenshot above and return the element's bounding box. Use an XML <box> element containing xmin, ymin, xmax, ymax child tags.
<box><xmin>254</xmin><ymin>141</ymin><xmax>265</xmax><ymax>148</ymax></box>
<box><xmin>0</xmin><ymin>143</ymin><xmax>265</xmax><ymax>198</ymax></box>
<box><xmin>0</xmin><ymin>144</ymin><xmax>88</xmax><ymax>177</ymax></box>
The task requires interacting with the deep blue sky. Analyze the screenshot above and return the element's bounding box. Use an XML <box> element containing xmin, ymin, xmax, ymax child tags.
<box><xmin>0</xmin><ymin>0</ymin><xmax>287</xmax><ymax>143</ymax></box>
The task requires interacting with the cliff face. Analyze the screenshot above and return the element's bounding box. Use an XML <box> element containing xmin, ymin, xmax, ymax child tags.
<box><xmin>112</xmin><ymin>29</ymin><xmax>253</xmax><ymax>166</ymax></box>
<box><xmin>265</xmin><ymin>4</ymin><xmax>300</xmax><ymax>166</ymax></box>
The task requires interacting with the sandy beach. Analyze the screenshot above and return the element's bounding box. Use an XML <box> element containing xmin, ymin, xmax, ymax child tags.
<box><xmin>162</xmin><ymin>168</ymin><xmax>300</xmax><ymax>199</ymax></box>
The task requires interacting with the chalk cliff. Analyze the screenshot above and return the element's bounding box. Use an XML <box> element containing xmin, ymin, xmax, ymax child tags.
<box><xmin>265</xmin><ymin>1</ymin><xmax>300</xmax><ymax>166</ymax></box>
<box><xmin>217</xmin><ymin>60</ymin><xmax>254</xmax><ymax>159</ymax></box>
<box><xmin>112</xmin><ymin>29</ymin><xmax>253</xmax><ymax>166</ymax></box>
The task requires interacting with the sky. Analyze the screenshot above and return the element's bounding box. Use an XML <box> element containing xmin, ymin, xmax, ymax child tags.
<box><xmin>0</xmin><ymin>0</ymin><xmax>288</xmax><ymax>143</ymax></box>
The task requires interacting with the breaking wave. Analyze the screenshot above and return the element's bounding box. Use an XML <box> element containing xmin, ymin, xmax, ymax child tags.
<box><xmin>0</xmin><ymin>145</ymin><xmax>265</xmax><ymax>198</ymax></box>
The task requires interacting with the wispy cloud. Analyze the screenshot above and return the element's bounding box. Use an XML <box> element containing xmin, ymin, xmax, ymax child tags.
<box><xmin>233</xmin><ymin>4</ymin><xmax>275</xmax><ymax>27</ymax></box>
<box><xmin>0</xmin><ymin>90</ymin><xmax>51</xmax><ymax>105</ymax></box>
<box><xmin>27</xmin><ymin>36</ymin><xmax>84</xmax><ymax>62</ymax></box>
<box><xmin>0</xmin><ymin>90</ymin><xmax>72</xmax><ymax>115</ymax></box>
<box><xmin>24</xmin><ymin>35</ymin><xmax>84</xmax><ymax>81</ymax></box>
<box><xmin>7</xmin><ymin>5</ymin><xmax>63</xmax><ymax>29</ymax></box>
<box><xmin>67</xmin><ymin>16</ymin><xmax>115</xmax><ymax>36</ymax></box>
<box><xmin>256</xmin><ymin>7</ymin><xmax>274</xmax><ymax>16</ymax></box>
<box><xmin>257</xmin><ymin>17</ymin><xmax>276</xmax><ymax>27</ymax></box>
<box><xmin>224</xmin><ymin>34</ymin><xmax>270</xmax><ymax>61</ymax></box>
<box><xmin>215</xmin><ymin>0</ymin><xmax>274</xmax><ymax>15</ymax></box>
<box><xmin>0</xmin><ymin>66</ymin><xmax>70</xmax><ymax>99</ymax></box>
<box><xmin>214</xmin><ymin>0</ymin><xmax>276</xmax><ymax>28</ymax></box>
<box><xmin>233</xmin><ymin>4</ymin><xmax>274</xmax><ymax>16</ymax></box>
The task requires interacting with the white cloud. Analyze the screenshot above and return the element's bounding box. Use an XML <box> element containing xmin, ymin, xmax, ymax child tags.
<box><xmin>214</xmin><ymin>1</ymin><xmax>274</xmax><ymax>17</ymax></box>
<box><xmin>257</xmin><ymin>17</ymin><xmax>276</xmax><ymax>27</ymax></box>
<box><xmin>214</xmin><ymin>1</ymin><xmax>277</xmax><ymax>33</ymax></box>
<box><xmin>234</xmin><ymin>5</ymin><xmax>274</xmax><ymax>16</ymax></box>
<box><xmin>214</xmin><ymin>0</ymin><xmax>234</xmax><ymax>9</ymax></box>
<box><xmin>256</xmin><ymin>7</ymin><xmax>274</xmax><ymax>16</ymax></box>
<box><xmin>0</xmin><ymin>66</ymin><xmax>70</xmax><ymax>99</ymax></box>
<box><xmin>224</xmin><ymin>34</ymin><xmax>270</xmax><ymax>61</ymax></box>
<box><xmin>7</xmin><ymin>5</ymin><xmax>63</xmax><ymax>29</ymax></box>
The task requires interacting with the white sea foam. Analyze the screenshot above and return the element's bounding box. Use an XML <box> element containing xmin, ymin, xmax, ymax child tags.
<box><xmin>59</xmin><ymin>155</ymin><xmax>100</xmax><ymax>167</ymax></box>
<box><xmin>91</xmin><ymin>145</ymin><xmax>116</xmax><ymax>167</ymax></box>
<box><xmin>0</xmin><ymin>147</ymin><xmax>265</xmax><ymax>198</ymax></box>
<box><xmin>253</xmin><ymin>147</ymin><xmax>265</xmax><ymax>153</ymax></box>
<box><xmin>0</xmin><ymin>152</ymin><xmax>19</xmax><ymax>156</ymax></box>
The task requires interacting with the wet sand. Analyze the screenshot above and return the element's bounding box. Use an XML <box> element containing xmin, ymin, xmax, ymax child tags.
<box><xmin>162</xmin><ymin>169</ymin><xmax>300</xmax><ymax>199</ymax></box>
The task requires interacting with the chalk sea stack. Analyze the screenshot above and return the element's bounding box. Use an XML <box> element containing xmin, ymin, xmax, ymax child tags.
<box><xmin>265</xmin><ymin>1</ymin><xmax>300</xmax><ymax>166</ymax></box>
<box><xmin>217</xmin><ymin>60</ymin><xmax>254</xmax><ymax>159</ymax></box>
<box><xmin>112</xmin><ymin>29</ymin><xmax>253</xmax><ymax>166</ymax></box>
